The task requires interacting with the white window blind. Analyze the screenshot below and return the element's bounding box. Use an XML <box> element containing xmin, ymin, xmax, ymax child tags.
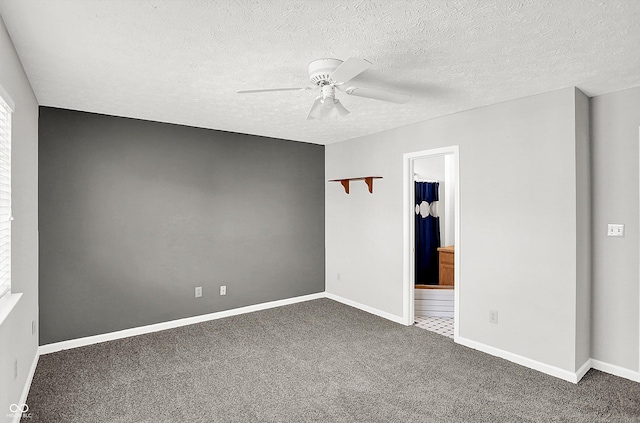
<box><xmin>0</xmin><ymin>96</ymin><xmax>11</xmax><ymax>299</ymax></box>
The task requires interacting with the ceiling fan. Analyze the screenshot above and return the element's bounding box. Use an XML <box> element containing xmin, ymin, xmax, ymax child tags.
<box><xmin>237</xmin><ymin>57</ymin><xmax>411</xmax><ymax>120</ymax></box>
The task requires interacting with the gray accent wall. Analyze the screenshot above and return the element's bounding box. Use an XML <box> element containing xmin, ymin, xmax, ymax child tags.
<box><xmin>39</xmin><ymin>107</ymin><xmax>325</xmax><ymax>345</ymax></box>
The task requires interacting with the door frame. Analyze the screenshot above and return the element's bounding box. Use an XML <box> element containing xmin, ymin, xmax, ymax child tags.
<box><xmin>402</xmin><ymin>146</ymin><xmax>460</xmax><ymax>340</ymax></box>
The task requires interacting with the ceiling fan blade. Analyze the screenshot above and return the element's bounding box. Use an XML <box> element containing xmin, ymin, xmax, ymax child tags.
<box><xmin>307</xmin><ymin>97</ymin><xmax>323</xmax><ymax>120</ymax></box>
<box><xmin>344</xmin><ymin>86</ymin><xmax>411</xmax><ymax>104</ymax></box>
<box><xmin>237</xmin><ymin>87</ymin><xmax>312</xmax><ymax>94</ymax></box>
<box><xmin>329</xmin><ymin>57</ymin><xmax>371</xmax><ymax>83</ymax></box>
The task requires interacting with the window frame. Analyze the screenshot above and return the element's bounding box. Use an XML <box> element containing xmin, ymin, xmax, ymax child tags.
<box><xmin>0</xmin><ymin>89</ymin><xmax>13</xmax><ymax>299</ymax></box>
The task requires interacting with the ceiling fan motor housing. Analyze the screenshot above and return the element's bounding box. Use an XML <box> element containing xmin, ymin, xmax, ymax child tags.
<box><xmin>308</xmin><ymin>58</ymin><xmax>343</xmax><ymax>85</ymax></box>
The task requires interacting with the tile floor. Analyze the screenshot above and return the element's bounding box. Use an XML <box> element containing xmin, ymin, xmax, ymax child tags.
<box><xmin>414</xmin><ymin>316</ymin><xmax>454</xmax><ymax>339</ymax></box>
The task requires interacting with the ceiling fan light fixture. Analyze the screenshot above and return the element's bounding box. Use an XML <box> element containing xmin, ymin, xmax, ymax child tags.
<box><xmin>307</xmin><ymin>97</ymin><xmax>349</xmax><ymax>120</ymax></box>
<box><xmin>331</xmin><ymin>99</ymin><xmax>350</xmax><ymax>119</ymax></box>
<box><xmin>321</xmin><ymin>99</ymin><xmax>349</xmax><ymax>120</ymax></box>
<box><xmin>307</xmin><ymin>97</ymin><xmax>324</xmax><ymax>120</ymax></box>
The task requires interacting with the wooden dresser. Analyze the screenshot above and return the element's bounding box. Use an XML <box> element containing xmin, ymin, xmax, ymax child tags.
<box><xmin>437</xmin><ymin>246</ymin><xmax>455</xmax><ymax>286</ymax></box>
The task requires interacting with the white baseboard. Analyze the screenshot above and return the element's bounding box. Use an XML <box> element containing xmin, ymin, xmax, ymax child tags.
<box><xmin>575</xmin><ymin>359</ymin><xmax>592</xmax><ymax>382</ymax></box>
<box><xmin>12</xmin><ymin>350</ymin><xmax>39</xmax><ymax>423</ymax></box>
<box><xmin>38</xmin><ymin>291</ymin><xmax>406</xmax><ymax>355</ymax></box>
<box><xmin>324</xmin><ymin>292</ymin><xmax>406</xmax><ymax>325</ymax></box>
<box><xmin>32</xmin><ymin>292</ymin><xmax>640</xmax><ymax>387</ymax></box>
<box><xmin>39</xmin><ymin>292</ymin><xmax>325</xmax><ymax>355</ymax></box>
<box><xmin>591</xmin><ymin>358</ymin><xmax>640</xmax><ymax>383</ymax></box>
<box><xmin>456</xmin><ymin>335</ymin><xmax>582</xmax><ymax>383</ymax></box>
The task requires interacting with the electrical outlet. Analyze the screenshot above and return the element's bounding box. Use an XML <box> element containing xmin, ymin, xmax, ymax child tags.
<box><xmin>13</xmin><ymin>359</ymin><xmax>18</xmax><ymax>380</ymax></box>
<box><xmin>195</xmin><ymin>286</ymin><xmax>202</xmax><ymax>298</ymax></box>
<box><xmin>607</xmin><ymin>224</ymin><xmax>624</xmax><ymax>237</ymax></box>
<box><xmin>489</xmin><ymin>310</ymin><xmax>498</xmax><ymax>324</ymax></box>
<box><xmin>337</xmin><ymin>272</ymin><xmax>341</xmax><ymax>281</ymax></box>
<box><xmin>220</xmin><ymin>285</ymin><xmax>226</xmax><ymax>296</ymax></box>
<box><xmin>31</xmin><ymin>320</ymin><xmax>36</xmax><ymax>335</ymax></box>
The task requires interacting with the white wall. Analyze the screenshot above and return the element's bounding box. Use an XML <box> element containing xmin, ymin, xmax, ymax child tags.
<box><xmin>574</xmin><ymin>89</ymin><xmax>591</xmax><ymax>370</ymax></box>
<box><xmin>591</xmin><ymin>86</ymin><xmax>640</xmax><ymax>372</ymax></box>
<box><xmin>326</xmin><ymin>87</ymin><xmax>587</xmax><ymax>374</ymax></box>
<box><xmin>0</xmin><ymin>14</ymin><xmax>39</xmax><ymax>414</ymax></box>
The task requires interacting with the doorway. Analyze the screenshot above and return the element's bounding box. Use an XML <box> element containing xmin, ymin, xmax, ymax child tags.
<box><xmin>402</xmin><ymin>146</ymin><xmax>460</xmax><ymax>340</ymax></box>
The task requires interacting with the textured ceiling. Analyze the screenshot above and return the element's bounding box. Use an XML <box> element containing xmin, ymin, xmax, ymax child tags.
<box><xmin>1</xmin><ymin>0</ymin><xmax>639</xmax><ymax>145</ymax></box>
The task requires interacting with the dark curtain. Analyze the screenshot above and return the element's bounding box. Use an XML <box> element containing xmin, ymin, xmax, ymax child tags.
<box><xmin>415</xmin><ymin>182</ymin><xmax>441</xmax><ymax>285</ymax></box>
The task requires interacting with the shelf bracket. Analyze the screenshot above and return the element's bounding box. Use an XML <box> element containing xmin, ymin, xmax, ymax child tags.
<box><xmin>363</xmin><ymin>177</ymin><xmax>375</xmax><ymax>193</ymax></box>
<box><xmin>339</xmin><ymin>179</ymin><xmax>350</xmax><ymax>194</ymax></box>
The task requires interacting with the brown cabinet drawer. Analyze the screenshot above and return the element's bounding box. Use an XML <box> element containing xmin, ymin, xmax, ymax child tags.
<box><xmin>437</xmin><ymin>246</ymin><xmax>455</xmax><ymax>286</ymax></box>
<box><xmin>440</xmin><ymin>250</ymin><xmax>454</xmax><ymax>265</ymax></box>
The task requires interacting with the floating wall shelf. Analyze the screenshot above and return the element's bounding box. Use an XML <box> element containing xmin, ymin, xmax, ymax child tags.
<box><xmin>329</xmin><ymin>176</ymin><xmax>383</xmax><ymax>194</ymax></box>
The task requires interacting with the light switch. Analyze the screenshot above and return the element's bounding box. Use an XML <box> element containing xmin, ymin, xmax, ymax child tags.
<box><xmin>607</xmin><ymin>224</ymin><xmax>624</xmax><ymax>237</ymax></box>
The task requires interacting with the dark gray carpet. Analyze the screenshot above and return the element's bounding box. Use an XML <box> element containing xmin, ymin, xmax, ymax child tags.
<box><xmin>24</xmin><ymin>299</ymin><xmax>640</xmax><ymax>422</ymax></box>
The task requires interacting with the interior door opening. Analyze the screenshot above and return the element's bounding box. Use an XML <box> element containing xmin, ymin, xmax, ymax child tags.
<box><xmin>403</xmin><ymin>146</ymin><xmax>460</xmax><ymax>340</ymax></box>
